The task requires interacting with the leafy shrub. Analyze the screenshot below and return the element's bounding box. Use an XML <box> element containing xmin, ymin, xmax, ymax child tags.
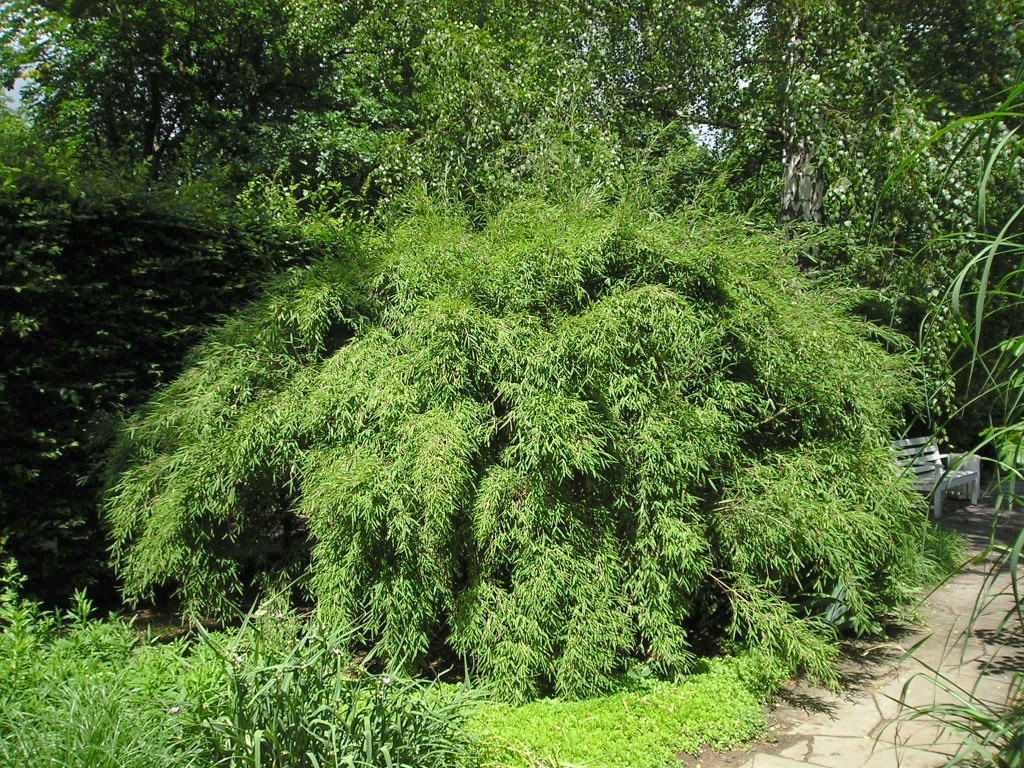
<box><xmin>0</xmin><ymin>558</ymin><xmax>202</xmax><ymax>768</ymax></box>
<box><xmin>106</xmin><ymin>192</ymin><xmax>942</xmax><ymax>701</ymax></box>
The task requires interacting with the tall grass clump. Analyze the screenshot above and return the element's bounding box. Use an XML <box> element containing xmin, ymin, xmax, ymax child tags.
<box><xmin>0</xmin><ymin>555</ymin><xmax>480</xmax><ymax>768</ymax></box>
<box><xmin>0</xmin><ymin>557</ymin><xmax>202</xmax><ymax>768</ymax></box>
<box><xmin>105</xmin><ymin>192</ymin><xmax>943</xmax><ymax>701</ymax></box>
<box><xmin>892</xmin><ymin>74</ymin><xmax>1024</xmax><ymax>768</ymax></box>
<box><xmin>193</xmin><ymin>609</ymin><xmax>480</xmax><ymax>768</ymax></box>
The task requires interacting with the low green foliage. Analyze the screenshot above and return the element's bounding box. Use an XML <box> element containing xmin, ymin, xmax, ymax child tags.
<box><xmin>1</xmin><ymin>552</ymin><xmax>802</xmax><ymax>766</ymax></box>
<box><xmin>193</xmin><ymin>609</ymin><xmax>480</xmax><ymax>768</ymax></box>
<box><xmin>0</xmin><ymin>557</ymin><xmax>480</xmax><ymax>768</ymax></box>
<box><xmin>0</xmin><ymin>559</ymin><xmax>201</xmax><ymax>768</ymax></box>
<box><xmin>475</xmin><ymin>653</ymin><xmax>786</xmax><ymax>768</ymax></box>
<box><xmin>106</xmin><ymin>192</ymin><xmax>945</xmax><ymax>700</ymax></box>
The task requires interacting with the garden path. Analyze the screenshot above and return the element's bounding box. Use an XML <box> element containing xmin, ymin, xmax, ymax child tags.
<box><xmin>682</xmin><ymin>493</ymin><xmax>1023</xmax><ymax>768</ymax></box>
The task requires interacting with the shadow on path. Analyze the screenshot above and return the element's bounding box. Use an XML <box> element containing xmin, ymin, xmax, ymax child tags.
<box><xmin>680</xmin><ymin>492</ymin><xmax>1023</xmax><ymax>768</ymax></box>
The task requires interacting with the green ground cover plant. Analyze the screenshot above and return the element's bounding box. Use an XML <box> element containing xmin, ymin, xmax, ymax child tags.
<box><xmin>105</xmin><ymin>191</ymin><xmax>954</xmax><ymax>701</ymax></box>
<box><xmin>0</xmin><ymin>554</ymin><xmax>798</xmax><ymax>767</ymax></box>
<box><xmin>475</xmin><ymin>652</ymin><xmax>787</xmax><ymax>768</ymax></box>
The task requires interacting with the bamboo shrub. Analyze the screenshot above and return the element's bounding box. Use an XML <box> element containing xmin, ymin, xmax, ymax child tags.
<box><xmin>106</xmin><ymin>195</ymin><xmax>935</xmax><ymax>701</ymax></box>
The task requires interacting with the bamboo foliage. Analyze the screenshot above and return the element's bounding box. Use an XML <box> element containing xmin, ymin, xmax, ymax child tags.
<box><xmin>106</xmin><ymin>195</ymin><xmax>933</xmax><ymax>701</ymax></box>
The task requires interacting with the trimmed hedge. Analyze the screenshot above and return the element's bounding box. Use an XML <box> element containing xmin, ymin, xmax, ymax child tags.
<box><xmin>0</xmin><ymin>118</ymin><xmax>349</xmax><ymax>598</ymax></box>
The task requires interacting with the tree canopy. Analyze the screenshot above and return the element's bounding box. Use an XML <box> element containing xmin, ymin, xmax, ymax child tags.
<box><xmin>1</xmin><ymin>0</ymin><xmax>1017</xmax><ymax>667</ymax></box>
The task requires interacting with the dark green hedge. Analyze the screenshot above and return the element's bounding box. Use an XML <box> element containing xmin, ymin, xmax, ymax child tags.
<box><xmin>0</xmin><ymin>118</ymin><xmax>351</xmax><ymax>600</ymax></box>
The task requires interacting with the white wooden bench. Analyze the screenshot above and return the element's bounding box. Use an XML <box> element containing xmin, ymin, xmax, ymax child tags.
<box><xmin>892</xmin><ymin>436</ymin><xmax>981</xmax><ymax>519</ymax></box>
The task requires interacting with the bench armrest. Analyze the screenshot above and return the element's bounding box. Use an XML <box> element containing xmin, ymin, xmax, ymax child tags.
<box><xmin>949</xmin><ymin>452</ymin><xmax>982</xmax><ymax>476</ymax></box>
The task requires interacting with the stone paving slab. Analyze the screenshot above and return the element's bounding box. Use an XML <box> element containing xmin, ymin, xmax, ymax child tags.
<box><xmin>747</xmin><ymin>752</ymin><xmax>944</xmax><ymax>768</ymax></box>
<box><xmin>715</xmin><ymin>497</ymin><xmax>1023</xmax><ymax>768</ymax></box>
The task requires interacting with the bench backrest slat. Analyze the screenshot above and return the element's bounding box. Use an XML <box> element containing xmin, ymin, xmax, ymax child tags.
<box><xmin>892</xmin><ymin>438</ymin><xmax>942</xmax><ymax>479</ymax></box>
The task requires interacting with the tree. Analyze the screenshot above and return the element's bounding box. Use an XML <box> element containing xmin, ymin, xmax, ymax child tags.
<box><xmin>564</xmin><ymin>0</ymin><xmax>1020</xmax><ymax>240</ymax></box>
<box><xmin>3</xmin><ymin>0</ymin><xmax>378</xmax><ymax>183</ymax></box>
<box><xmin>599</xmin><ymin>0</ymin><xmax>1023</xmax><ymax>430</ymax></box>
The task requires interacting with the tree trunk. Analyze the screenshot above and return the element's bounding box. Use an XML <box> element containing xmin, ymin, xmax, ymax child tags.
<box><xmin>780</xmin><ymin>131</ymin><xmax>824</xmax><ymax>227</ymax></box>
<box><xmin>775</xmin><ymin>1</ymin><xmax>825</xmax><ymax>266</ymax></box>
<box><xmin>143</xmin><ymin>70</ymin><xmax>163</xmax><ymax>178</ymax></box>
